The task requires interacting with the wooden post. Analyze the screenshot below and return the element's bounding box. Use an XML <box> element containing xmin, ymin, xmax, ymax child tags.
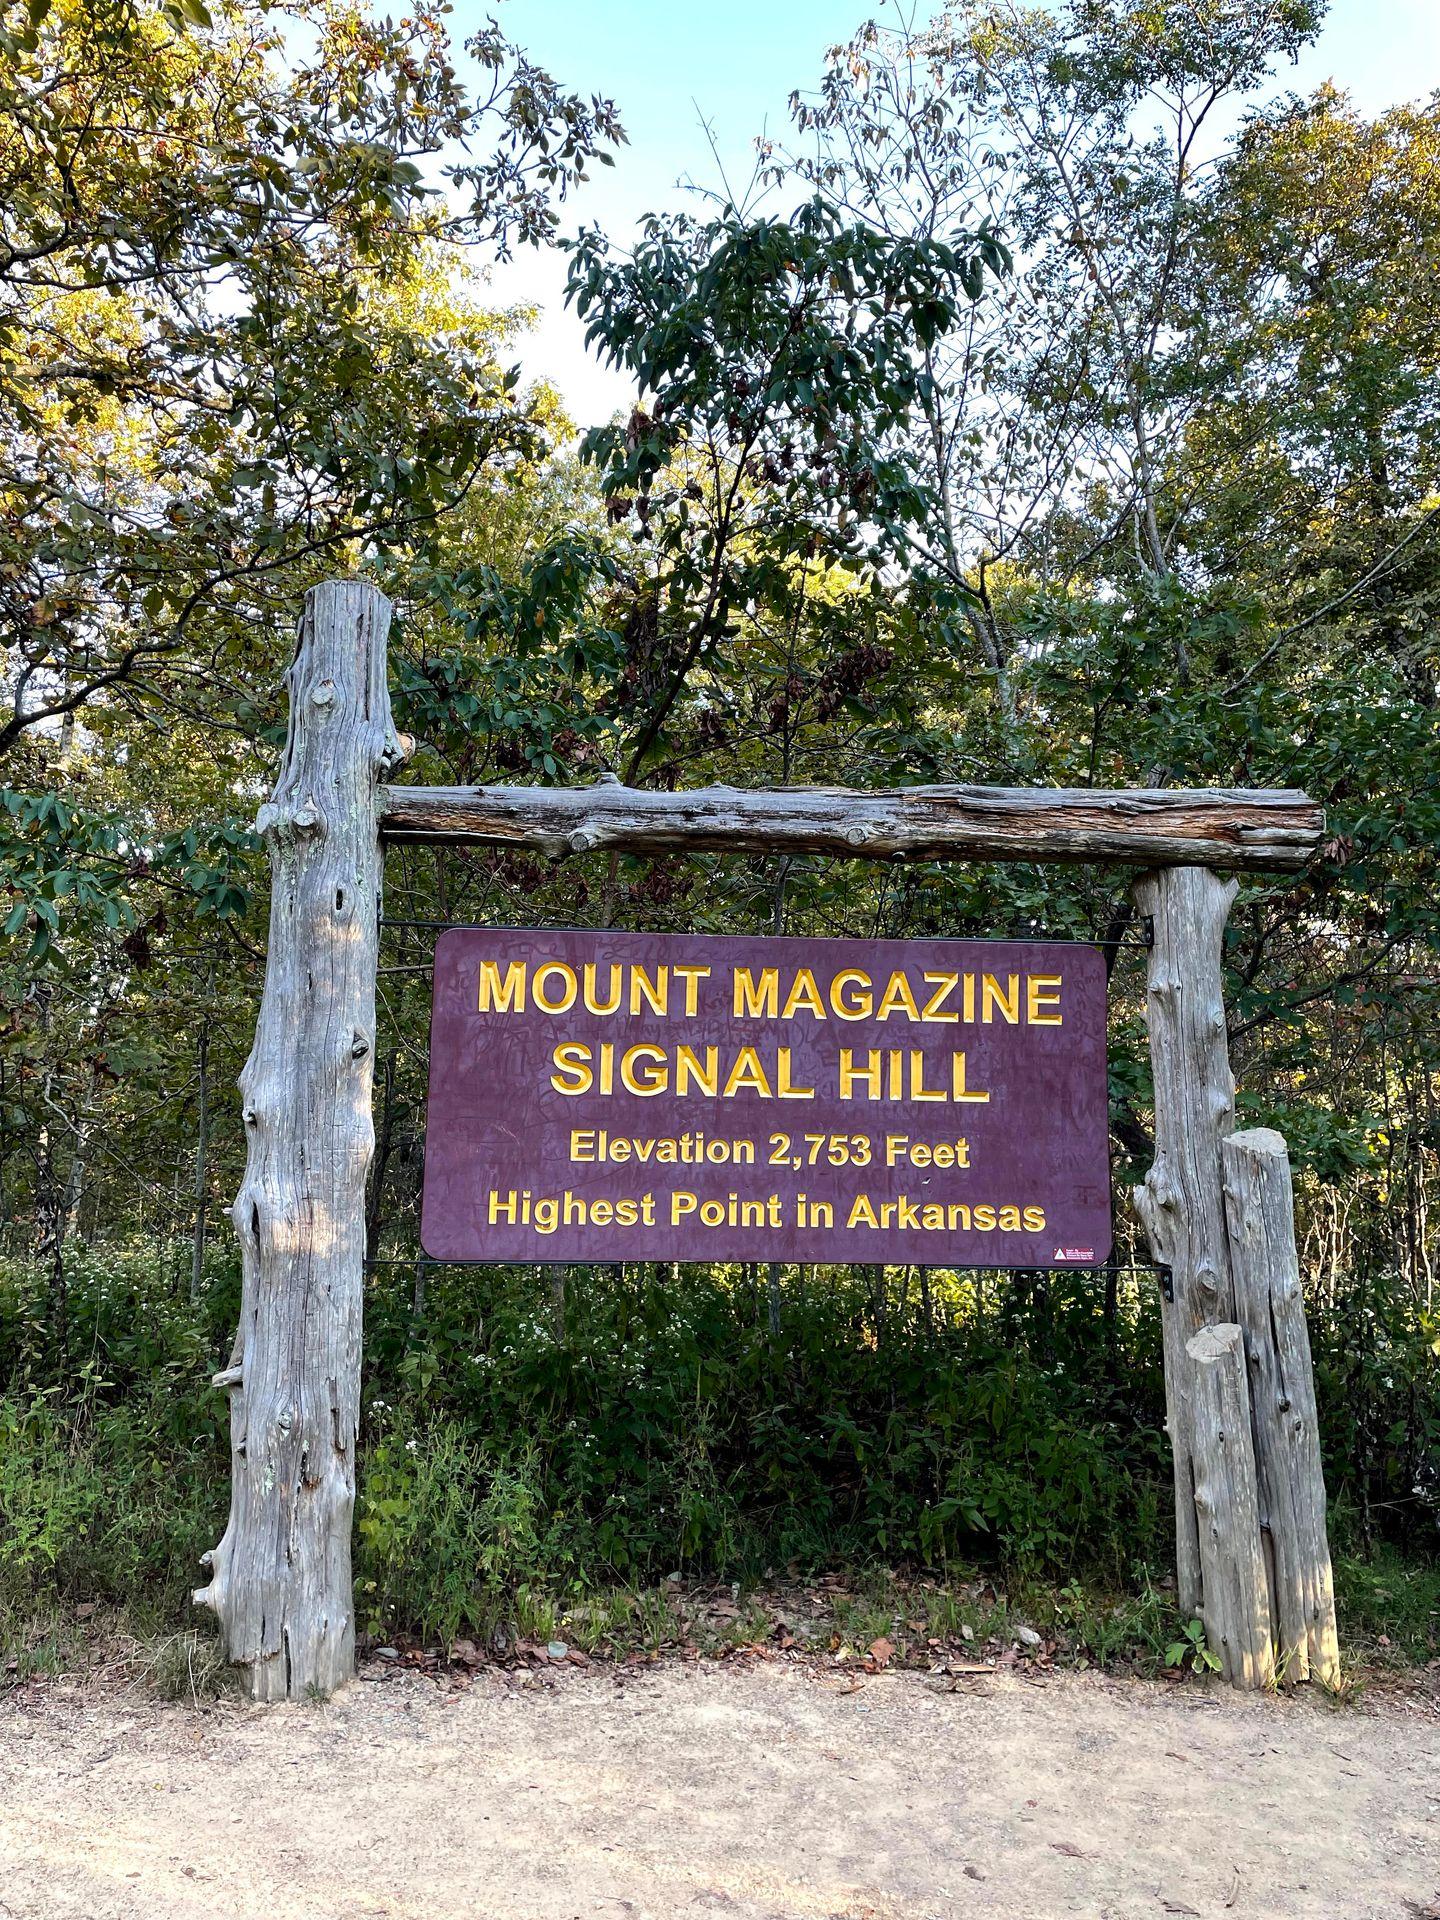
<box><xmin>1131</xmin><ymin>865</ymin><xmax>1239</xmax><ymax>1617</ymax></box>
<box><xmin>1186</xmin><ymin>1324</ymin><xmax>1276</xmax><ymax>1689</ymax></box>
<box><xmin>380</xmin><ymin>779</ymin><xmax>1324</xmax><ymax>871</ymax></box>
<box><xmin>194</xmin><ymin>580</ymin><xmax>402</xmax><ymax>1701</ymax></box>
<box><xmin>1223</xmin><ymin>1127</ymin><xmax>1341</xmax><ymax>1685</ymax></box>
<box><xmin>1134</xmin><ymin>870</ymin><xmax>1339</xmax><ymax>1689</ymax></box>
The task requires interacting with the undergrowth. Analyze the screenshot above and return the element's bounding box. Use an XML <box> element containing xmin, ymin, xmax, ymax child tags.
<box><xmin>0</xmin><ymin>1243</ymin><xmax>1435</xmax><ymax>1683</ymax></box>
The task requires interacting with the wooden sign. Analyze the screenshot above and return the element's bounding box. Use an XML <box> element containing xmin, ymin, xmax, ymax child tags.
<box><xmin>420</xmin><ymin>929</ymin><xmax>1112</xmax><ymax>1266</ymax></box>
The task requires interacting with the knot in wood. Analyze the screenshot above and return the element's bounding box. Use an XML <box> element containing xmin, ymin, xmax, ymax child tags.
<box><xmin>309</xmin><ymin>680</ymin><xmax>336</xmax><ymax>708</ymax></box>
<box><xmin>567</xmin><ymin>829</ymin><xmax>594</xmax><ymax>853</ymax></box>
<box><xmin>845</xmin><ymin>825</ymin><xmax>869</xmax><ymax>847</ymax></box>
<box><xmin>350</xmin><ymin>1033</ymin><xmax>369</xmax><ymax>1060</ymax></box>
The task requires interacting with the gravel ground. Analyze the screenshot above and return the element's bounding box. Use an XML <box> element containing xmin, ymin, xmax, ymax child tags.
<box><xmin>2</xmin><ymin>1659</ymin><xmax>1438</xmax><ymax>1919</ymax></box>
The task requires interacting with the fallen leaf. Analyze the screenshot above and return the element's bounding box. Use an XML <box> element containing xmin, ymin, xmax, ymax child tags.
<box><xmin>1162</xmin><ymin>1902</ymin><xmax>1201</xmax><ymax>1916</ymax></box>
<box><xmin>868</xmin><ymin>1636</ymin><xmax>894</xmax><ymax>1669</ymax></box>
<box><xmin>1051</xmin><ymin>1841</ymin><xmax>1087</xmax><ymax>1859</ymax></box>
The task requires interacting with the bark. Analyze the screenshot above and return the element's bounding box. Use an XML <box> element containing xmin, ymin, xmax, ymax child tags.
<box><xmin>194</xmin><ymin>580</ymin><xmax>403</xmax><ymax>1702</ymax></box>
<box><xmin>381</xmin><ymin>779</ymin><xmax>1322</xmax><ymax>873</ymax></box>
<box><xmin>1131</xmin><ymin>866</ymin><xmax>1239</xmax><ymax>1615</ymax></box>
<box><xmin>1186</xmin><ymin>1323</ymin><xmax>1275</xmax><ymax>1690</ymax></box>
<box><xmin>1222</xmin><ymin>1128</ymin><xmax>1340</xmax><ymax>1686</ymax></box>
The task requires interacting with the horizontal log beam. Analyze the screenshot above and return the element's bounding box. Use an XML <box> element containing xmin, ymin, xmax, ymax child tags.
<box><xmin>379</xmin><ymin>778</ymin><xmax>1323</xmax><ymax>872</ymax></box>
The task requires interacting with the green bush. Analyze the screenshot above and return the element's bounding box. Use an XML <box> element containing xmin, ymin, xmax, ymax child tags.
<box><xmin>0</xmin><ymin>1242</ymin><xmax>1432</xmax><ymax>1659</ymax></box>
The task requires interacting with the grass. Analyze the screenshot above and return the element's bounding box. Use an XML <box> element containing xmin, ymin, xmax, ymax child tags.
<box><xmin>1</xmin><ymin>1250</ymin><xmax>1435</xmax><ymax>1702</ymax></box>
<box><xmin>2</xmin><ymin>1553</ymin><xmax>1434</xmax><ymax>1703</ymax></box>
<box><xmin>1333</xmin><ymin>1545</ymin><xmax>1440</xmax><ymax>1668</ymax></box>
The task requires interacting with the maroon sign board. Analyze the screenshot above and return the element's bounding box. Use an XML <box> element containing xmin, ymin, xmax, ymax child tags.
<box><xmin>420</xmin><ymin>930</ymin><xmax>1112</xmax><ymax>1268</ymax></box>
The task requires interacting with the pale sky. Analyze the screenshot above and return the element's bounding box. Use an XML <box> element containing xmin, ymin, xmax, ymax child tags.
<box><xmin>469</xmin><ymin>0</ymin><xmax>1440</xmax><ymax>426</ymax></box>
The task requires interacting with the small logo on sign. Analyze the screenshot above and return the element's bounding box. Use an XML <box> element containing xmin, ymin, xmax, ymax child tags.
<box><xmin>1053</xmin><ymin>1246</ymin><xmax>1095</xmax><ymax>1262</ymax></box>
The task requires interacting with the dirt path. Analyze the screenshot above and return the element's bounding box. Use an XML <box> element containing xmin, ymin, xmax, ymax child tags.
<box><xmin>2</xmin><ymin>1662</ymin><xmax>1437</xmax><ymax>1920</ymax></box>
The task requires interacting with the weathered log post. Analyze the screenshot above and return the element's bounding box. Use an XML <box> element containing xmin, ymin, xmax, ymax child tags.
<box><xmin>195</xmin><ymin>580</ymin><xmax>402</xmax><ymax>1701</ymax></box>
<box><xmin>1186</xmin><ymin>1323</ymin><xmax>1275</xmax><ymax>1689</ymax></box>
<box><xmin>1133</xmin><ymin>869</ymin><xmax>1339</xmax><ymax>1689</ymax></box>
<box><xmin>1223</xmin><ymin>1127</ymin><xmax>1340</xmax><ymax>1685</ymax></box>
<box><xmin>1131</xmin><ymin>865</ymin><xmax>1240</xmax><ymax>1618</ymax></box>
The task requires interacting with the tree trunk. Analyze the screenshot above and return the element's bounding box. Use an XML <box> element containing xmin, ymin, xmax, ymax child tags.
<box><xmin>194</xmin><ymin>580</ymin><xmax>402</xmax><ymax>1702</ymax></box>
<box><xmin>1186</xmin><ymin>1323</ymin><xmax>1275</xmax><ymax>1688</ymax></box>
<box><xmin>1131</xmin><ymin>865</ymin><xmax>1239</xmax><ymax>1615</ymax></box>
<box><xmin>1222</xmin><ymin>1127</ymin><xmax>1340</xmax><ymax>1686</ymax></box>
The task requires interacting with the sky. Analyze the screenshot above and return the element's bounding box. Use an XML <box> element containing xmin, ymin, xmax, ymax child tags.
<box><xmin>466</xmin><ymin>0</ymin><xmax>1440</xmax><ymax>424</ymax></box>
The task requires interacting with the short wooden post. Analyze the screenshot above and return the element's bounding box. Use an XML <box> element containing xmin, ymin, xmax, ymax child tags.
<box><xmin>1131</xmin><ymin>865</ymin><xmax>1239</xmax><ymax>1616</ymax></box>
<box><xmin>1223</xmin><ymin>1127</ymin><xmax>1340</xmax><ymax>1685</ymax></box>
<box><xmin>195</xmin><ymin>580</ymin><xmax>402</xmax><ymax>1701</ymax></box>
<box><xmin>1134</xmin><ymin>868</ymin><xmax>1339</xmax><ymax>1689</ymax></box>
<box><xmin>1186</xmin><ymin>1324</ymin><xmax>1275</xmax><ymax>1689</ymax></box>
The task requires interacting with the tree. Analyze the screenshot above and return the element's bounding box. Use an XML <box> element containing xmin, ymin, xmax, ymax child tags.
<box><xmin>567</xmin><ymin>195</ymin><xmax>1007</xmax><ymax>781</ymax></box>
<box><xmin>776</xmin><ymin>0</ymin><xmax>1326</xmax><ymax>705</ymax></box>
<box><xmin>0</xmin><ymin>0</ymin><xmax>620</xmax><ymax>954</ymax></box>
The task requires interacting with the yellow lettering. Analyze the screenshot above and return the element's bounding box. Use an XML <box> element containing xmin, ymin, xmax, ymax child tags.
<box><xmin>733</xmin><ymin>967</ymin><xmax>779</xmax><ymax>1018</ymax></box>
<box><xmin>829</xmin><ymin>969</ymin><xmax>873</xmax><ymax>1019</ymax></box>
<box><xmin>672</xmin><ymin>963</ymin><xmax>711</xmax><ymax>1016</ymax></box>
<box><xmin>582</xmin><ymin>962</ymin><xmax>622</xmax><ymax>1015</ymax></box>
<box><xmin>921</xmin><ymin>971</ymin><xmax>960</xmax><ymax>1022</ymax></box>
<box><xmin>876</xmin><ymin>972</ymin><xmax>920</xmax><ymax>1021</ymax></box>
<box><xmin>839</xmin><ymin>1049</ymin><xmax>882</xmax><ymax>1099</ymax></box>
<box><xmin>675</xmin><ymin>1045</ymin><xmax>718</xmax><ymax>1096</ymax></box>
<box><xmin>478</xmin><ymin>960</ymin><xmax>526</xmax><ymax>1013</ymax></box>
<box><xmin>533</xmin><ymin>961</ymin><xmax>578</xmax><ymax>1014</ymax></box>
<box><xmin>951</xmin><ymin>1052</ymin><xmax>990</xmax><ymax>1103</ymax></box>
<box><xmin>981</xmin><ymin>972</ymin><xmax>1020</xmax><ymax>1023</ymax></box>
<box><xmin>782</xmin><ymin>969</ymin><xmax>826</xmax><ymax>1020</ymax></box>
<box><xmin>550</xmin><ymin>1043</ymin><xmax>592</xmax><ymax>1095</ymax></box>
<box><xmin>1027</xmin><ymin>974</ymin><xmax>1063</xmax><ymax>1024</ymax></box>
<box><xmin>723</xmin><ymin>1046</ymin><xmax>773</xmax><ymax>1098</ymax></box>
<box><xmin>620</xmin><ymin>1044</ymin><xmax>668</xmax><ymax>1095</ymax></box>
<box><xmin>776</xmin><ymin>1047</ymin><xmax>815</xmax><ymax>1100</ymax></box>
<box><xmin>909</xmin><ymin>1051</ymin><xmax>947</xmax><ymax>1101</ymax></box>
<box><xmin>629</xmin><ymin>965</ymin><xmax>668</xmax><ymax>1015</ymax></box>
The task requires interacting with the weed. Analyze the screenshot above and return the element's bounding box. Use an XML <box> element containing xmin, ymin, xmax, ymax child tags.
<box><xmin>1165</xmin><ymin>1617</ymin><xmax>1221</xmax><ymax>1676</ymax></box>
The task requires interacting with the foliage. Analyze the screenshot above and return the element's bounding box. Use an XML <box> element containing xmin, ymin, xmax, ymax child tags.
<box><xmin>0</xmin><ymin>0</ymin><xmax>1435</xmax><ymax>1656</ymax></box>
<box><xmin>1</xmin><ymin>1247</ymin><xmax>1434</xmax><ymax>1670</ymax></box>
<box><xmin>0</xmin><ymin>0</ymin><xmax>620</xmax><ymax>944</ymax></box>
<box><xmin>1165</xmin><ymin>1616</ymin><xmax>1222</xmax><ymax>1676</ymax></box>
